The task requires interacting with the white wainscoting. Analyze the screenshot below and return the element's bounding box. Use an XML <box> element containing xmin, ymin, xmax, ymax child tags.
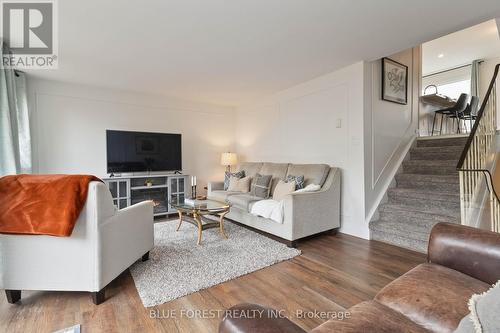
<box><xmin>236</xmin><ymin>62</ymin><xmax>367</xmax><ymax>238</ymax></box>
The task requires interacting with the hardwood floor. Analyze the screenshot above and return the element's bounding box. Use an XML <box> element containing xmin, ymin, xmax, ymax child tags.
<box><xmin>0</xmin><ymin>222</ymin><xmax>426</xmax><ymax>333</ymax></box>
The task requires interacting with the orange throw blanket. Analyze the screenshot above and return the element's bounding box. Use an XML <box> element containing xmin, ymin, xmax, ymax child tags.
<box><xmin>0</xmin><ymin>174</ymin><xmax>102</xmax><ymax>236</ymax></box>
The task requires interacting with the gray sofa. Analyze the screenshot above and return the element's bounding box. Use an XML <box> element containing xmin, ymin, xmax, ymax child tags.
<box><xmin>207</xmin><ymin>162</ymin><xmax>341</xmax><ymax>247</ymax></box>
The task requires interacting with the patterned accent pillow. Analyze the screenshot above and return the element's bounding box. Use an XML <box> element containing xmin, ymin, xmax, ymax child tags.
<box><xmin>227</xmin><ymin>176</ymin><xmax>251</xmax><ymax>193</ymax></box>
<box><xmin>250</xmin><ymin>173</ymin><xmax>272</xmax><ymax>198</ymax></box>
<box><xmin>224</xmin><ymin>170</ymin><xmax>245</xmax><ymax>190</ymax></box>
<box><xmin>286</xmin><ymin>175</ymin><xmax>305</xmax><ymax>190</ymax></box>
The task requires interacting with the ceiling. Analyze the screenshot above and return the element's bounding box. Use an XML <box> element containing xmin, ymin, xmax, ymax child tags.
<box><xmin>423</xmin><ymin>19</ymin><xmax>500</xmax><ymax>75</ymax></box>
<box><xmin>15</xmin><ymin>1</ymin><xmax>500</xmax><ymax>106</ymax></box>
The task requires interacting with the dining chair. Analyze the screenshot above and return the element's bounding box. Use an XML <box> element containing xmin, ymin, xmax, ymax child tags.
<box><xmin>461</xmin><ymin>96</ymin><xmax>479</xmax><ymax>133</ymax></box>
<box><xmin>431</xmin><ymin>93</ymin><xmax>469</xmax><ymax>135</ymax></box>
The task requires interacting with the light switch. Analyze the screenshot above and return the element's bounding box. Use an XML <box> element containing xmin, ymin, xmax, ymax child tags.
<box><xmin>336</xmin><ymin>118</ymin><xmax>342</xmax><ymax>128</ymax></box>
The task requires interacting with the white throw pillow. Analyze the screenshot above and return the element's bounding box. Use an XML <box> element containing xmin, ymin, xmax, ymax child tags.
<box><xmin>294</xmin><ymin>184</ymin><xmax>321</xmax><ymax>193</ymax></box>
<box><xmin>227</xmin><ymin>176</ymin><xmax>251</xmax><ymax>193</ymax></box>
<box><xmin>273</xmin><ymin>180</ymin><xmax>296</xmax><ymax>201</ymax></box>
<box><xmin>454</xmin><ymin>280</ymin><xmax>500</xmax><ymax>333</ymax></box>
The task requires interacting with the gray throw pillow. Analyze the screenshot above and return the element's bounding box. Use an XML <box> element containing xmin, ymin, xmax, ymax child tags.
<box><xmin>286</xmin><ymin>175</ymin><xmax>305</xmax><ymax>190</ymax></box>
<box><xmin>250</xmin><ymin>173</ymin><xmax>272</xmax><ymax>198</ymax></box>
<box><xmin>454</xmin><ymin>280</ymin><xmax>500</xmax><ymax>333</ymax></box>
<box><xmin>224</xmin><ymin>170</ymin><xmax>245</xmax><ymax>190</ymax></box>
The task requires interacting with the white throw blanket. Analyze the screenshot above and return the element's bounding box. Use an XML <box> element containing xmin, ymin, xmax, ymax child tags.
<box><xmin>250</xmin><ymin>199</ymin><xmax>284</xmax><ymax>224</ymax></box>
<box><xmin>295</xmin><ymin>184</ymin><xmax>321</xmax><ymax>193</ymax></box>
<box><xmin>249</xmin><ymin>184</ymin><xmax>321</xmax><ymax>223</ymax></box>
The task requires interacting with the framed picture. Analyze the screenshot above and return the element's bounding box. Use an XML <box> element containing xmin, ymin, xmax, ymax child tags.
<box><xmin>382</xmin><ymin>57</ymin><xmax>408</xmax><ymax>105</ymax></box>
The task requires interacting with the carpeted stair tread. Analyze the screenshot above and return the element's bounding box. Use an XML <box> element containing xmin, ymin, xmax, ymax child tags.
<box><xmin>370</xmin><ymin>228</ymin><xmax>428</xmax><ymax>253</ymax></box>
<box><xmin>387</xmin><ymin>187</ymin><xmax>459</xmax><ymax>201</ymax></box>
<box><xmin>378</xmin><ymin>203</ymin><xmax>459</xmax><ymax>224</ymax></box>
<box><xmin>416</xmin><ymin>137</ymin><xmax>468</xmax><ymax>147</ymax></box>
<box><xmin>403</xmin><ymin>159</ymin><xmax>458</xmax><ymax>167</ymax></box>
<box><xmin>410</xmin><ymin>146</ymin><xmax>464</xmax><ymax>154</ymax></box>
<box><xmin>396</xmin><ymin>173</ymin><xmax>459</xmax><ymax>184</ymax></box>
<box><xmin>369</xmin><ymin>219</ymin><xmax>435</xmax><ymax>240</ymax></box>
<box><xmin>387</xmin><ymin>188</ymin><xmax>460</xmax><ymax>212</ymax></box>
<box><xmin>410</xmin><ymin>146</ymin><xmax>463</xmax><ymax>160</ymax></box>
<box><xmin>403</xmin><ymin>159</ymin><xmax>458</xmax><ymax>175</ymax></box>
<box><xmin>381</xmin><ymin>201</ymin><xmax>459</xmax><ymax>219</ymax></box>
<box><xmin>395</xmin><ymin>173</ymin><xmax>459</xmax><ymax>192</ymax></box>
<box><xmin>387</xmin><ymin>195</ymin><xmax>460</xmax><ymax>218</ymax></box>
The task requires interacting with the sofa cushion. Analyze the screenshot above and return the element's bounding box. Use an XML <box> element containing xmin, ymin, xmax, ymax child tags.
<box><xmin>227</xmin><ymin>176</ymin><xmax>251</xmax><ymax>193</ymax></box>
<box><xmin>237</xmin><ymin>162</ymin><xmax>263</xmax><ymax>178</ymax></box>
<box><xmin>250</xmin><ymin>173</ymin><xmax>272</xmax><ymax>198</ymax></box>
<box><xmin>224</xmin><ymin>170</ymin><xmax>245</xmax><ymax>190</ymax></box>
<box><xmin>227</xmin><ymin>194</ymin><xmax>262</xmax><ymax>212</ymax></box>
<box><xmin>287</xmin><ymin>164</ymin><xmax>330</xmax><ymax>187</ymax></box>
<box><xmin>285</xmin><ymin>174</ymin><xmax>305</xmax><ymax>189</ymax></box>
<box><xmin>260</xmin><ymin>162</ymin><xmax>289</xmax><ymax>193</ymax></box>
<box><xmin>312</xmin><ymin>301</ymin><xmax>430</xmax><ymax>333</ymax></box>
<box><xmin>375</xmin><ymin>263</ymin><xmax>490</xmax><ymax>333</ymax></box>
<box><xmin>273</xmin><ymin>180</ymin><xmax>296</xmax><ymax>201</ymax></box>
<box><xmin>207</xmin><ymin>190</ymin><xmax>241</xmax><ymax>202</ymax></box>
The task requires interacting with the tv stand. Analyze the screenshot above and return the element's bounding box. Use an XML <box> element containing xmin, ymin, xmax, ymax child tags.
<box><xmin>103</xmin><ymin>174</ymin><xmax>189</xmax><ymax>217</ymax></box>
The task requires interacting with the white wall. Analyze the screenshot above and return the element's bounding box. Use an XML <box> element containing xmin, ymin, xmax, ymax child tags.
<box><xmin>28</xmin><ymin>52</ymin><xmax>420</xmax><ymax>240</ymax></box>
<box><xmin>234</xmin><ymin>49</ymin><xmax>421</xmax><ymax>240</ymax></box>
<box><xmin>364</xmin><ymin>47</ymin><xmax>421</xmax><ymax>222</ymax></box>
<box><xmin>28</xmin><ymin>79</ymin><xmax>235</xmax><ymax>191</ymax></box>
<box><xmin>235</xmin><ymin>62</ymin><xmax>367</xmax><ymax>238</ymax></box>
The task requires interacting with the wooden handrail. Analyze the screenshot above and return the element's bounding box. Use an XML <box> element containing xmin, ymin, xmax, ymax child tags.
<box><xmin>456</xmin><ymin>64</ymin><xmax>499</xmax><ymax>231</ymax></box>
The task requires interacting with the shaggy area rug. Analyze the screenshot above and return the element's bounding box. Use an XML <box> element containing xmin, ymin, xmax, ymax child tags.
<box><xmin>130</xmin><ymin>220</ymin><xmax>301</xmax><ymax>307</ymax></box>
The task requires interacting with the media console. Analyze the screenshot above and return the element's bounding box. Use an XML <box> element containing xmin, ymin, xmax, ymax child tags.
<box><xmin>103</xmin><ymin>174</ymin><xmax>189</xmax><ymax>217</ymax></box>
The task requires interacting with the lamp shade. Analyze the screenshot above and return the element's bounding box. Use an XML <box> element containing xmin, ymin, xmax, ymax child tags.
<box><xmin>221</xmin><ymin>152</ymin><xmax>238</xmax><ymax>166</ymax></box>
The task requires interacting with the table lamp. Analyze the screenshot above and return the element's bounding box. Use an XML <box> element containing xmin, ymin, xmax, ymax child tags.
<box><xmin>221</xmin><ymin>152</ymin><xmax>238</xmax><ymax>172</ymax></box>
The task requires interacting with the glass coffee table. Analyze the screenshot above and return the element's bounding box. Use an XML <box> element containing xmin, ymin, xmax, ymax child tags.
<box><xmin>169</xmin><ymin>197</ymin><xmax>231</xmax><ymax>245</ymax></box>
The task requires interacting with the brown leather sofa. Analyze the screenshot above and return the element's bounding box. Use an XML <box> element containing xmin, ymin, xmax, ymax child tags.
<box><xmin>219</xmin><ymin>223</ymin><xmax>500</xmax><ymax>333</ymax></box>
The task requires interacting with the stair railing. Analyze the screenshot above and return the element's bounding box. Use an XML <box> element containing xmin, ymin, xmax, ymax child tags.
<box><xmin>457</xmin><ymin>64</ymin><xmax>499</xmax><ymax>232</ymax></box>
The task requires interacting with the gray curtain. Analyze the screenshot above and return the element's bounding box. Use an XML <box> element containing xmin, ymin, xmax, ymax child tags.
<box><xmin>471</xmin><ymin>59</ymin><xmax>480</xmax><ymax>98</ymax></box>
<box><xmin>0</xmin><ymin>42</ymin><xmax>31</xmax><ymax>175</ymax></box>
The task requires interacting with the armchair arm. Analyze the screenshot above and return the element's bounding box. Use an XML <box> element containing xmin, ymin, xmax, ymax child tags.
<box><xmin>97</xmin><ymin>200</ymin><xmax>154</xmax><ymax>288</ymax></box>
<box><xmin>112</xmin><ymin>200</ymin><xmax>154</xmax><ymax>224</ymax></box>
<box><xmin>219</xmin><ymin>304</ymin><xmax>306</xmax><ymax>333</ymax></box>
<box><xmin>283</xmin><ymin>168</ymin><xmax>341</xmax><ymax>239</ymax></box>
<box><xmin>287</xmin><ymin>189</ymin><xmax>338</xmax><ymax>223</ymax></box>
<box><xmin>208</xmin><ymin>181</ymin><xmax>225</xmax><ymax>192</ymax></box>
<box><xmin>428</xmin><ymin>222</ymin><xmax>500</xmax><ymax>284</ymax></box>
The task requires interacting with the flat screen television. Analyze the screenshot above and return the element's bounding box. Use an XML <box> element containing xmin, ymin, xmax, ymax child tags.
<box><xmin>106</xmin><ymin>130</ymin><xmax>182</xmax><ymax>173</ymax></box>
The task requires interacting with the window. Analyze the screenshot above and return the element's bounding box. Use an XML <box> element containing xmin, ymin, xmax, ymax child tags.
<box><xmin>434</xmin><ymin>79</ymin><xmax>471</xmax><ymax>100</ymax></box>
<box><xmin>423</xmin><ymin>65</ymin><xmax>471</xmax><ymax>100</ymax></box>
